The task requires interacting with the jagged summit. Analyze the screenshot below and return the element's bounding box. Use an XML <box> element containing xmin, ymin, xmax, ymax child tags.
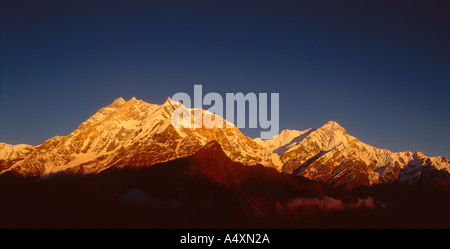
<box><xmin>254</xmin><ymin>121</ymin><xmax>344</xmax><ymax>145</ymax></box>
<box><xmin>109</xmin><ymin>97</ymin><xmax>126</xmax><ymax>108</ymax></box>
<box><xmin>162</xmin><ymin>96</ymin><xmax>182</xmax><ymax>109</ymax></box>
<box><xmin>324</xmin><ymin>120</ymin><xmax>340</xmax><ymax>126</ymax></box>
<box><xmin>164</xmin><ymin>96</ymin><xmax>173</xmax><ymax>104</ymax></box>
<box><xmin>320</xmin><ymin>120</ymin><xmax>347</xmax><ymax>133</ymax></box>
<box><xmin>110</xmin><ymin>97</ymin><xmax>140</xmax><ymax>107</ymax></box>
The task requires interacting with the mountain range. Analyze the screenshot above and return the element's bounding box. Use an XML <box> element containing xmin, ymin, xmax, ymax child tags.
<box><xmin>1</xmin><ymin>97</ymin><xmax>449</xmax><ymax>189</ymax></box>
<box><xmin>2</xmin><ymin>97</ymin><xmax>450</xmax><ymax>228</ymax></box>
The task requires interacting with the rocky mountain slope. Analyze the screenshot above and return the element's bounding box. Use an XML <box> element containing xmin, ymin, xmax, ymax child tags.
<box><xmin>1</xmin><ymin>97</ymin><xmax>449</xmax><ymax>189</ymax></box>
<box><xmin>0</xmin><ymin>97</ymin><xmax>274</xmax><ymax>176</ymax></box>
<box><xmin>260</xmin><ymin>121</ymin><xmax>450</xmax><ymax>189</ymax></box>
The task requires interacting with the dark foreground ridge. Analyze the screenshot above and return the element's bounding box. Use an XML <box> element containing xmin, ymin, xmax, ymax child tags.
<box><xmin>1</xmin><ymin>141</ymin><xmax>450</xmax><ymax>228</ymax></box>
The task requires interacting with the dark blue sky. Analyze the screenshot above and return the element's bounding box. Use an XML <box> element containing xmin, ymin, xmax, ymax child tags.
<box><xmin>1</xmin><ymin>0</ymin><xmax>449</xmax><ymax>157</ymax></box>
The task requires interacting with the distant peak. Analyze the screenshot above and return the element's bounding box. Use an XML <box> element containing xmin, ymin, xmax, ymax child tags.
<box><xmin>279</xmin><ymin>129</ymin><xmax>301</xmax><ymax>136</ymax></box>
<box><xmin>325</xmin><ymin>120</ymin><xmax>341</xmax><ymax>127</ymax></box>
<box><xmin>320</xmin><ymin>120</ymin><xmax>346</xmax><ymax>132</ymax></box>
<box><xmin>122</xmin><ymin>97</ymin><xmax>141</xmax><ymax>106</ymax></box>
<box><xmin>326</xmin><ymin>120</ymin><xmax>338</xmax><ymax>125</ymax></box>
<box><xmin>114</xmin><ymin>97</ymin><xmax>126</xmax><ymax>103</ymax></box>
<box><xmin>109</xmin><ymin>97</ymin><xmax>127</xmax><ymax>108</ymax></box>
<box><xmin>163</xmin><ymin>96</ymin><xmax>182</xmax><ymax>107</ymax></box>
<box><xmin>163</xmin><ymin>96</ymin><xmax>173</xmax><ymax>105</ymax></box>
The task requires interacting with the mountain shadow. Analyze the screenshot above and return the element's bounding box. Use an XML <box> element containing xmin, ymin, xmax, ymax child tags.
<box><xmin>1</xmin><ymin>141</ymin><xmax>450</xmax><ymax>228</ymax></box>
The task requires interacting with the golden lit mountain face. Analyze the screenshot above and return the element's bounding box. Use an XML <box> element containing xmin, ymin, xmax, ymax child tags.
<box><xmin>0</xmin><ymin>97</ymin><xmax>274</xmax><ymax>176</ymax></box>
<box><xmin>1</xmin><ymin>98</ymin><xmax>449</xmax><ymax>189</ymax></box>
<box><xmin>279</xmin><ymin>121</ymin><xmax>450</xmax><ymax>189</ymax></box>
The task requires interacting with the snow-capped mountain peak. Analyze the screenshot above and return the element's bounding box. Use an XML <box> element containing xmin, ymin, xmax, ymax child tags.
<box><xmin>263</xmin><ymin>120</ymin><xmax>450</xmax><ymax>189</ymax></box>
<box><xmin>1</xmin><ymin>98</ymin><xmax>449</xmax><ymax>189</ymax></box>
<box><xmin>0</xmin><ymin>97</ymin><xmax>276</xmax><ymax>175</ymax></box>
<box><xmin>110</xmin><ymin>97</ymin><xmax>127</xmax><ymax>108</ymax></box>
